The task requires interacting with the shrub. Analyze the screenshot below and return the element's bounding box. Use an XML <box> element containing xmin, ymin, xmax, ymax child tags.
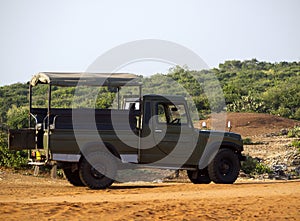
<box><xmin>243</xmin><ymin>138</ymin><xmax>253</xmax><ymax>145</ymax></box>
<box><xmin>241</xmin><ymin>155</ymin><xmax>272</xmax><ymax>175</ymax></box>
<box><xmin>254</xmin><ymin>162</ymin><xmax>272</xmax><ymax>174</ymax></box>
<box><xmin>6</xmin><ymin>105</ymin><xmax>29</xmax><ymax>129</ymax></box>
<box><xmin>0</xmin><ymin>131</ymin><xmax>28</xmax><ymax>169</ymax></box>
<box><xmin>243</xmin><ymin>137</ymin><xmax>265</xmax><ymax>145</ymax></box>
<box><xmin>287</xmin><ymin>126</ymin><xmax>300</xmax><ymax>138</ymax></box>
<box><xmin>290</xmin><ymin>139</ymin><xmax>300</xmax><ymax>149</ymax></box>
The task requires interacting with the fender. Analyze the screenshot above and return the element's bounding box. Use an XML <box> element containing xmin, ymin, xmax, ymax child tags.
<box><xmin>198</xmin><ymin>141</ymin><xmax>221</xmax><ymax>170</ymax></box>
<box><xmin>220</xmin><ymin>141</ymin><xmax>244</xmax><ymax>152</ymax></box>
<box><xmin>81</xmin><ymin>142</ymin><xmax>121</xmax><ymax>160</ymax></box>
<box><xmin>198</xmin><ymin>141</ymin><xmax>243</xmax><ymax>169</ymax></box>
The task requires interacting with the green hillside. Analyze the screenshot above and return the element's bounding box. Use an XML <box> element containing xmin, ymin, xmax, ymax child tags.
<box><xmin>0</xmin><ymin>59</ymin><xmax>299</xmax><ymax>168</ymax></box>
<box><xmin>0</xmin><ymin>59</ymin><xmax>299</xmax><ymax>129</ymax></box>
<box><xmin>146</xmin><ymin>59</ymin><xmax>300</xmax><ymax>120</ymax></box>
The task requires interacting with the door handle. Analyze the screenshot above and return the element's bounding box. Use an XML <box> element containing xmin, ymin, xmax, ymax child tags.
<box><xmin>155</xmin><ymin>129</ymin><xmax>162</xmax><ymax>133</ymax></box>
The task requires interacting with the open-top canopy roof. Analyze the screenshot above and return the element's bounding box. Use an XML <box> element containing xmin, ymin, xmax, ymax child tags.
<box><xmin>30</xmin><ymin>72</ymin><xmax>141</xmax><ymax>87</ymax></box>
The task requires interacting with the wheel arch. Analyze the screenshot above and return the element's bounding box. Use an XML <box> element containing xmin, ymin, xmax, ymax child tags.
<box><xmin>81</xmin><ymin>141</ymin><xmax>121</xmax><ymax>160</ymax></box>
<box><xmin>220</xmin><ymin>141</ymin><xmax>245</xmax><ymax>161</ymax></box>
<box><xmin>198</xmin><ymin>141</ymin><xmax>244</xmax><ymax>169</ymax></box>
<box><xmin>220</xmin><ymin>141</ymin><xmax>243</xmax><ymax>152</ymax></box>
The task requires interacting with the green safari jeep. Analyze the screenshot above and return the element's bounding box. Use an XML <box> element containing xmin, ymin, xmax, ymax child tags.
<box><xmin>9</xmin><ymin>72</ymin><xmax>244</xmax><ymax>189</ymax></box>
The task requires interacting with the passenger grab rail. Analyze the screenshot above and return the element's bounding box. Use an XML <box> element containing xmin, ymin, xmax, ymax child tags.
<box><xmin>29</xmin><ymin>113</ymin><xmax>38</xmax><ymax>125</ymax></box>
<box><xmin>43</xmin><ymin>115</ymin><xmax>48</xmax><ymax>130</ymax></box>
<box><xmin>52</xmin><ymin>115</ymin><xmax>59</xmax><ymax>129</ymax></box>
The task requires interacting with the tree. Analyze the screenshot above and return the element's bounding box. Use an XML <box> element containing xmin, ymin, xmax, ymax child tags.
<box><xmin>7</xmin><ymin>105</ymin><xmax>29</xmax><ymax>129</ymax></box>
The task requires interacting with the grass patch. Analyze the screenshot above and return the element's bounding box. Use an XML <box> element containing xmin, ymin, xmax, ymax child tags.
<box><xmin>287</xmin><ymin>126</ymin><xmax>300</xmax><ymax>138</ymax></box>
<box><xmin>243</xmin><ymin>137</ymin><xmax>265</xmax><ymax>145</ymax></box>
<box><xmin>241</xmin><ymin>155</ymin><xmax>272</xmax><ymax>175</ymax></box>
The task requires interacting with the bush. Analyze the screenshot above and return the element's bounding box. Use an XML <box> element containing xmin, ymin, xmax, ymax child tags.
<box><xmin>287</xmin><ymin>126</ymin><xmax>300</xmax><ymax>138</ymax></box>
<box><xmin>0</xmin><ymin>148</ymin><xmax>28</xmax><ymax>168</ymax></box>
<box><xmin>242</xmin><ymin>138</ymin><xmax>264</xmax><ymax>145</ymax></box>
<box><xmin>243</xmin><ymin>138</ymin><xmax>253</xmax><ymax>145</ymax></box>
<box><xmin>241</xmin><ymin>155</ymin><xmax>272</xmax><ymax>175</ymax></box>
<box><xmin>1</xmin><ymin>105</ymin><xmax>30</xmax><ymax>169</ymax></box>
<box><xmin>290</xmin><ymin>139</ymin><xmax>300</xmax><ymax>149</ymax></box>
<box><xmin>7</xmin><ymin>105</ymin><xmax>29</xmax><ymax>129</ymax></box>
<box><xmin>254</xmin><ymin>162</ymin><xmax>272</xmax><ymax>174</ymax></box>
<box><xmin>0</xmin><ymin>131</ymin><xmax>28</xmax><ymax>169</ymax></box>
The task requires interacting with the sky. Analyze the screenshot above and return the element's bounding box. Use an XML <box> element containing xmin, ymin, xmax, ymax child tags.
<box><xmin>0</xmin><ymin>0</ymin><xmax>299</xmax><ymax>86</ymax></box>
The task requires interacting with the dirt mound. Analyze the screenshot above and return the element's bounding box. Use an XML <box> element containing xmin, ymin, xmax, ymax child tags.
<box><xmin>198</xmin><ymin>112</ymin><xmax>300</xmax><ymax>137</ymax></box>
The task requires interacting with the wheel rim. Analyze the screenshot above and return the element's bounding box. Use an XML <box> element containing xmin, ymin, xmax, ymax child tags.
<box><xmin>219</xmin><ymin>158</ymin><xmax>233</xmax><ymax>176</ymax></box>
<box><xmin>90</xmin><ymin>165</ymin><xmax>106</xmax><ymax>179</ymax></box>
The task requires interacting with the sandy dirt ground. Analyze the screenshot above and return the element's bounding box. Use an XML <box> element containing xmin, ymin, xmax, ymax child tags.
<box><xmin>0</xmin><ymin>172</ymin><xmax>299</xmax><ymax>221</ymax></box>
<box><xmin>1</xmin><ymin>113</ymin><xmax>299</xmax><ymax>220</ymax></box>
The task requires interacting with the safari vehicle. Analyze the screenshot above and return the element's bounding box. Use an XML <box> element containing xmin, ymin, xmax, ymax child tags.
<box><xmin>9</xmin><ymin>72</ymin><xmax>244</xmax><ymax>189</ymax></box>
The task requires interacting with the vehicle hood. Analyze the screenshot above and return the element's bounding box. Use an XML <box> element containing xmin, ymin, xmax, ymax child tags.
<box><xmin>197</xmin><ymin>129</ymin><xmax>242</xmax><ymax>141</ymax></box>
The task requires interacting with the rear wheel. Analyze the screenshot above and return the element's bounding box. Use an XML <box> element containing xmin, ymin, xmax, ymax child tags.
<box><xmin>79</xmin><ymin>151</ymin><xmax>117</xmax><ymax>189</ymax></box>
<box><xmin>208</xmin><ymin>148</ymin><xmax>240</xmax><ymax>184</ymax></box>
<box><xmin>187</xmin><ymin>168</ymin><xmax>211</xmax><ymax>184</ymax></box>
<box><xmin>62</xmin><ymin>164</ymin><xmax>85</xmax><ymax>187</ymax></box>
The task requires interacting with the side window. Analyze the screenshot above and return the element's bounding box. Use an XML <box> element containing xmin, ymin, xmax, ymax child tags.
<box><xmin>157</xmin><ymin>104</ymin><xmax>167</xmax><ymax>123</ymax></box>
<box><xmin>156</xmin><ymin>103</ymin><xmax>188</xmax><ymax>125</ymax></box>
<box><xmin>167</xmin><ymin>104</ymin><xmax>187</xmax><ymax>124</ymax></box>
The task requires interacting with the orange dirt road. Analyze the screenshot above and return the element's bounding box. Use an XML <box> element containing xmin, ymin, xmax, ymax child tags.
<box><xmin>0</xmin><ymin>173</ymin><xmax>299</xmax><ymax>221</ymax></box>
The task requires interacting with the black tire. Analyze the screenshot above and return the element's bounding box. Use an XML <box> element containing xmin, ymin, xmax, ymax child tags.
<box><xmin>62</xmin><ymin>166</ymin><xmax>85</xmax><ymax>187</ymax></box>
<box><xmin>79</xmin><ymin>151</ymin><xmax>117</xmax><ymax>189</ymax></box>
<box><xmin>208</xmin><ymin>148</ymin><xmax>240</xmax><ymax>184</ymax></box>
<box><xmin>187</xmin><ymin>168</ymin><xmax>211</xmax><ymax>184</ymax></box>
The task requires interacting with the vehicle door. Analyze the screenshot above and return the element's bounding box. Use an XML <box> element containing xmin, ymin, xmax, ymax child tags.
<box><xmin>140</xmin><ymin>101</ymin><xmax>196</xmax><ymax>166</ymax></box>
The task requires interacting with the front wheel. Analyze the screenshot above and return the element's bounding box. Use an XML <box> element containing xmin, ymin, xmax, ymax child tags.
<box><xmin>208</xmin><ymin>148</ymin><xmax>240</xmax><ymax>184</ymax></box>
<box><xmin>79</xmin><ymin>151</ymin><xmax>117</xmax><ymax>189</ymax></box>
